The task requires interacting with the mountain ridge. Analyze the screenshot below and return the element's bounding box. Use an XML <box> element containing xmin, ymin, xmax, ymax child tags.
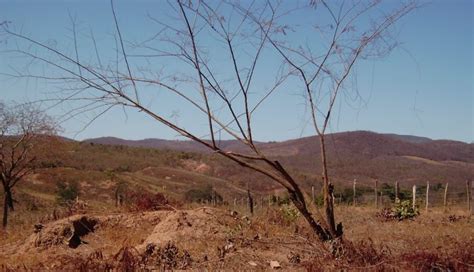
<box><xmin>83</xmin><ymin>131</ymin><xmax>473</xmax><ymax>162</ymax></box>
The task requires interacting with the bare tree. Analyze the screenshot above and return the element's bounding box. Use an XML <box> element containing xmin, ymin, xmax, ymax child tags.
<box><xmin>1</xmin><ymin>0</ymin><xmax>417</xmax><ymax>240</ymax></box>
<box><xmin>0</xmin><ymin>102</ymin><xmax>56</xmax><ymax>228</ymax></box>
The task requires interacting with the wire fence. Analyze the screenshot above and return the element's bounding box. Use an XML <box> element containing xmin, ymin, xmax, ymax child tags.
<box><xmin>210</xmin><ymin>180</ymin><xmax>474</xmax><ymax>214</ymax></box>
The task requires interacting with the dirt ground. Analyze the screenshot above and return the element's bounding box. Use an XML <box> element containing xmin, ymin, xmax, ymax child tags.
<box><xmin>0</xmin><ymin>206</ymin><xmax>473</xmax><ymax>271</ymax></box>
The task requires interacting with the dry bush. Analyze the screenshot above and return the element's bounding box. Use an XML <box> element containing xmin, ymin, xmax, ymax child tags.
<box><xmin>113</xmin><ymin>246</ymin><xmax>140</xmax><ymax>272</ymax></box>
<box><xmin>399</xmin><ymin>241</ymin><xmax>474</xmax><ymax>271</ymax></box>
<box><xmin>303</xmin><ymin>238</ymin><xmax>391</xmax><ymax>271</ymax></box>
<box><xmin>446</xmin><ymin>214</ymin><xmax>467</xmax><ymax>223</ymax></box>
<box><xmin>265</xmin><ymin>205</ymin><xmax>301</xmax><ymax>227</ymax></box>
<box><xmin>126</xmin><ymin>191</ymin><xmax>177</xmax><ymax>212</ymax></box>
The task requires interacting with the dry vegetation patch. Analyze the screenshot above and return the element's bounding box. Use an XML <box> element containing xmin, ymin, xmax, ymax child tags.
<box><xmin>1</xmin><ymin>206</ymin><xmax>473</xmax><ymax>271</ymax></box>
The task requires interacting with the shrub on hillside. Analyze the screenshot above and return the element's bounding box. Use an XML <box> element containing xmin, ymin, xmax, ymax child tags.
<box><xmin>184</xmin><ymin>185</ymin><xmax>223</xmax><ymax>204</ymax></box>
<box><xmin>127</xmin><ymin>191</ymin><xmax>174</xmax><ymax>211</ymax></box>
<box><xmin>55</xmin><ymin>180</ymin><xmax>79</xmax><ymax>206</ymax></box>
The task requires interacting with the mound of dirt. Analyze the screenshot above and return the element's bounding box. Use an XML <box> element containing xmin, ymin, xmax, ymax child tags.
<box><xmin>138</xmin><ymin>207</ymin><xmax>237</xmax><ymax>250</ymax></box>
<box><xmin>21</xmin><ymin>215</ymin><xmax>98</xmax><ymax>252</ymax></box>
<box><xmin>8</xmin><ymin>208</ymin><xmax>266</xmax><ymax>269</ymax></box>
<box><xmin>19</xmin><ymin>211</ymin><xmax>168</xmax><ymax>254</ymax></box>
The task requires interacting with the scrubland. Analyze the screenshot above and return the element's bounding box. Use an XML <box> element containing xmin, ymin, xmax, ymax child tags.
<box><xmin>1</xmin><ymin>202</ymin><xmax>472</xmax><ymax>271</ymax></box>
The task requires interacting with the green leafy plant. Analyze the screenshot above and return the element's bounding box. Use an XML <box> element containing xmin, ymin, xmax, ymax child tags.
<box><xmin>279</xmin><ymin>204</ymin><xmax>300</xmax><ymax>223</ymax></box>
<box><xmin>378</xmin><ymin>200</ymin><xmax>419</xmax><ymax>221</ymax></box>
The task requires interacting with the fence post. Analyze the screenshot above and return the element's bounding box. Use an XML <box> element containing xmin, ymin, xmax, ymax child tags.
<box><xmin>374</xmin><ymin>179</ymin><xmax>378</xmax><ymax>209</ymax></box>
<box><xmin>467</xmin><ymin>180</ymin><xmax>472</xmax><ymax>214</ymax></box>
<box><xmin>353</xmin><ymin>179</ymin><xmax>357</xmax><ymax>207</ymax></box>
<box><xmin>425</xmin><ymin>181</ymin><xmax>430</xmax><ymax>212</ymax></box>
<box><xmin>395</xmin><ymin>181</ymin><xmax>400</xmax><ymax>202</ymax></box>
<box><xmin>247</xmin><ymin>189</ymin><xmax>254</xmax><ymax>215</ymax></box>
<box><xmin>412</xmin><ymin>185</ymin><xmax>416</xmax><ymax>210</ymax></box>
<box><xmin>443</xmin><ymin>183</ymin><xmax>448</xmax><ymax>210</ymax></box>
<box><xmin>311</xmin><ymin>186</ymin><xmax>315</xmax><ymax>204</ymax></box>
<box><xmin>211</xmin><ymin>187</ymin><xmax>215</xmax><ymax>206</ymax></box>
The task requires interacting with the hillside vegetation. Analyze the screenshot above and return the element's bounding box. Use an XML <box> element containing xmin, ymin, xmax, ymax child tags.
<box><xmin>0</xmin><ymin>131</ymin><xmax>473</xmax><ymax>270</ymax></box>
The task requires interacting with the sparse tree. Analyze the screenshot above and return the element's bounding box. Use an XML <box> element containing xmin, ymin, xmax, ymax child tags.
<box><xmin>0</xmin><ymin>102</ymin><xmax>56</xmax><ymax>228</ymax></box>
<box><xmin>1</xmin><ymin>0</ymin><xmax>417</xmax><ymax>240</ymax></box>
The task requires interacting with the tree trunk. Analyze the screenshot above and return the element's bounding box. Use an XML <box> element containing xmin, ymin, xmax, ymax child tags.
<box><xmin>287</xmin><ymin>190</ymin><xmax>332</xmax><ymax>241</ymax></box>
<box><xmin>319</xmin><ymin>135</ymin><xmax>340</xmax><ymax>238</ymax></box>
<box><xmin>272</xmin><ymin>159</ymin><xmax>338</xmax><ymax>241</ymax></box>
<box><xmin>3</xmin><ymin>192</ymin><xmax>8</xmax><ymax>229</ymax></box>
<box><xmin>6</xmin><ymin>189</ymin><xmax>14</xmax><ymax>211</ymax></box>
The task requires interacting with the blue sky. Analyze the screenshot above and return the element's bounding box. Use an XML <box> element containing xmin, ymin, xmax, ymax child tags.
<box><xmin>0</xmin><ymin>0</ymin><xmax>472</xmax><ymax>143</ymax></box>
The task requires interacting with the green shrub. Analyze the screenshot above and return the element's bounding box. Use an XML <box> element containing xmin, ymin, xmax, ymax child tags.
<box><xmin>184</xmin><ymin>185</ymin><xmax>223</xmax><ymax>203</ymax></box>
<box><xmin>393</xmin><ymin>200</ymin><xmax>419</xmax><ymax>219</ymax></box>
<box><xmin>314</xmin><ymin>194</ymin><xmax>324</xmax><ymax>207</ymax></box>
<box><xmin>270</xmin><ymin>195</ymin><xmax>291</xmax><ymax>205</ymax></box>
<box><xmin>279</xmin><ymin>204</ymin><xmax>300</xmax><ymax>223</ymax></box>
<box><xmin>378</xmin><ymin>199</ymin><xmax>419</xmax><ymax>221</ymax></box>
<box><xmin>56</xmin><ymin>180</ymin><xmax>79</xmax><ymax>206</ymax></box>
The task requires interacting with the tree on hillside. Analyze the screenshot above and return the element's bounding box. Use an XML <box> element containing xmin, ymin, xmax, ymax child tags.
<box><xmin>0</xmin><ymin>102</ymin><xmax>56</xmax><ymax>228</ymax></box>
<box><xmin>1</xmin><ymin>0</ymin><xmax>417</xmax><ymax>240</ymax></box>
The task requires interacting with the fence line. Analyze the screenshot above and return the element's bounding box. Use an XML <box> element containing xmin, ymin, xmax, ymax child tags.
<box><xmin>191</xmin><ymin>179</ymin><xmax>473</xmax><ymax>216</ymax></box>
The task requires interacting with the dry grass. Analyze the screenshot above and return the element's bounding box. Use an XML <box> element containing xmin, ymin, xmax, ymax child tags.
<box><xmin>0</xmin><ymin>204</ymin><xmax>472</xmax><ymax>271</ymax></box>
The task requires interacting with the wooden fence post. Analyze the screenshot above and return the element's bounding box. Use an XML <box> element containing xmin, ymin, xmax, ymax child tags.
<box><xmin>311</xmin><ymin>186</ymin><xmax>315</xmax><ymax>204</ymax></box>
<box><xmin>395</xmin><ymin>181</ymin><xmax>400</xmax><ymax>202</ymax></box>
<box><xmin>412</xmin><ymin>185</ymin><xmax>416</xmax><ymax>210</ymax></box>
<box><xmin>425</xmin><ymin>181</ymin><xmax>430</xmax><ymax>212</ymax></box>
<box><xmin>467</xmin><ymin>180</ymin><xmax>472</xmax><ymax>214</ymax></box>
<box><xmin>353</xmin><ymin>179</ymin><xmax>357</xmax><ymax>207</ymax></box>
<box><xmin>374</xmin><ymin>179</ymin><xmax>378</xmax><ymax>208</ymax></box>
<box><xmin>443</xmin><ymin>183</ymin><xmax>448</xmax><ymax>210</ymax></box>
<box><xmin>247</xmin><ymin>189</ymin><xmax>254</xmax><ymax>215</ymax></box>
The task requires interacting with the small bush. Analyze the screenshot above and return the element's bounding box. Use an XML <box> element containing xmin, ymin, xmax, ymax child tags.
<box><xmin>127</xmin><ymin>191</ymin><xmax>171</xmax><ymax>211</ymax></box>
<box><xmin>314</xmin><ymin>194</ymin><xmax>324</xmax><ymax>207</ymax></box>
<box><xmin>184</xmin><ymin>185</ymin><xmax>223</xmax><ymax>204</ymax></box>
<box><xmin>269</xmin><ymin>195</ymin><xmax>291</xmax><ymax>205</ymax></box>
<box><xmin>55</xmin><ymin>180</ymin><xmax>79</xmax><ymax>206</ymax></box>
<box><xmin>279</xmin><ymin>204</ymin><xmax>300</xmax><ymax>223</ymax></box>
<box><xmin>303</xmin><ymin>238</ymin><xmax>391</xmax><ymax>270</ymax></box>
<box><xmin>377</xmin><ymin>200</ymin><xmax>419</xmax><ymax>221</ymax></box>
<box><xmin>266</xmin><ymin>204</ymin><xmax>300</xmax><ymax>226</ymax></box>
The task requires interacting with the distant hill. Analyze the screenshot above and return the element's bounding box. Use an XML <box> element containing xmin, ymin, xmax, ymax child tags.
<box><xmin>382</xmin><ymin>133</ymin><xmax>432</xmax><ymax>144</ymax></box>
<box><xmin>83</xmin><ymin>136</ymin><xmax>252</xmax><ymax>153</ymax></box>
<box><xmin>10</xmin><ymin>130</ymin><xmax>473</xmax><ymax>211</ymax></box>
<box><xmin>84</xmin><ymin>131</ymin><xmax>474</xmax><ymax>188</ymax></box>
<box><xmin>84</xmin><ymin>131</ymin><xmax>473</xmax><ymax>163</ymax></box>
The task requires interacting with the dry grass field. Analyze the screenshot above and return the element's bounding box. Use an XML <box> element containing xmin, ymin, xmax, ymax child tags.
<box><xmin>1</xmin><ymin>203</ymin><xmax>472</xmax><ymax>271</ymax></box>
